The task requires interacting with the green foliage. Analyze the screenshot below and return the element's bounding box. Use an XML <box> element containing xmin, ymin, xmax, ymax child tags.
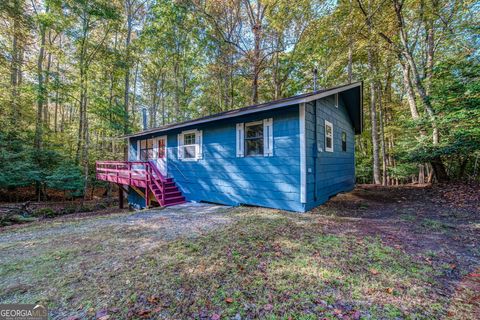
<box><xmin>33</xmin><ymin>207</ymin><xmax>57</xmax><ymax>218</ymax></box>
<box><xmin>1</xmin><ymin>0</ymin><xmax>479</xmax><ymax>194</ymax></box>
<box><xmin>397</xmin><ymin>55</ymin><xmax>480</xmax><ymax>178</ymax></box>
<box><xmin>0</xmin><ymin>133</ymin><xmax>39</xmax><ymax>189</ymax></box>
<box><xmin>46</xmin><ymin>162</ymin><xmax>84</xmax><ymax>197</ymax></box>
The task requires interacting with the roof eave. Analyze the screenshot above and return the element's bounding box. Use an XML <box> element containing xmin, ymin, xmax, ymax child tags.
<box><xmin>123</xmin><ymin>82</ymin><xmax>362</xmax><ymax>139</ymax></box>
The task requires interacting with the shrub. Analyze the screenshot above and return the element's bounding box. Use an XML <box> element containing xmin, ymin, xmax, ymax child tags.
<box><xmin>33</xmin><ymin>208</ymin><xmax>57</xmax><ymax>218</ymax></box>
<box><xmin>79</xmin><ymin>205</ymin><xmax>93</xmax><ymax>212</ymax></box>
<box><xmin>59</xmin><ymin>205</ymin><xmax>77</xmax><ymax>215</ymax></box>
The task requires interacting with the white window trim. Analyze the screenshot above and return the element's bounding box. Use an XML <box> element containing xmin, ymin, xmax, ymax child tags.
<box><xmin>179</xmin><ymin>129</ymin><xmax>202</xmax><ymax>161</ymax></box>
<box><xmin>263</xmin><ymin>118</ymin><xmax>273</xmax><ymax>156</ymax></box>
<box><xmin>325</xmin><ymin>120</ymin><xmax>334</xmax><ymax>152</ymax></box>
<box><xmin>299</xmin><ymin>103</ymin><xmax>306</xmax><ymax>203</ymax></box>
<box><xmin>236</xmin><ymin>123</ymin><xmax>245</xmax><ymax>157</ymax></box>
<box><xmin>153</xmin><ymin>135</ymin><xmax>168</xmax><ymax>160</ymax></box>
<box><xmin>242</xmin><ymin>118</ymin><xmax>273</xmax><ymax>157</ymax></box>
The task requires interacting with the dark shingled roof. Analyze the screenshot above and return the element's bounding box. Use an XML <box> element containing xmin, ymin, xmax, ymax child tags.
<box><xmin>125</xmin><ymin>81</ymin><xmax>363</xmax><ymax>138</ymax></box>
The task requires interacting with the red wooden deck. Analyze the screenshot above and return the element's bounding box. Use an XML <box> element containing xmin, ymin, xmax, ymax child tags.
<box><xmin>96</xmin><ymin>161</ymin><xmax>185</xmax><ymax>207</ymax></box>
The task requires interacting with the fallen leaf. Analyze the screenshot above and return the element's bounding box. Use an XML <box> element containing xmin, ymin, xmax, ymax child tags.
<box><xmin>147</xmin><ymin>295</ymin><xmax>159</xmax><ymax>303</ymax></box>
<box><xmin>211</xmin><ymin>314</ymin><xmax>221</xmax><ymax>320</ymax></box>
<box><xmin>137</xmin><ymin>309</ymin><xmax>151</xmax><ymax>318</ymax></box>
<box><xmin>369</xmin><ymin>268</ymin><xmax>379</xmax><ymax>275</ymax></box>
<box><xmin>469</xmin><ymin>273</ymin><xmax>480</xmax><ymax>277</ymax></box>
<box><xmin>225</xmin><ymin>297</ymin><xmax>233</xmax><ymax>303</ymax></box>
<box><xmin>386</xmin><ymin>287</ymin><xmax>394</xmax><ymax>294</ymax></box>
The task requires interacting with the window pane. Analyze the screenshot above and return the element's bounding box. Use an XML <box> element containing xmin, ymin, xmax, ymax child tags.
<box><xmin>326</xmin><ymin>137</ymin><xmax>332</xmax><ymax>149</ymax></box>
<box><xmin>326</xmin><ymin>125</ymin><xmax>332</xmax><ymax>137</ymax></box>
<box><xmin>158</xmin><ymin>140</ymin><xmax>165</xmax><ymax>158</ymax></box>
<box><xmin>146</xmin><ymin>139</ymin><xmax>153</xmax><ymax>148</ymax></box>
<box><xmin>342</xmin><ymin>132</ymin><xmax>347</xmax><ymax>152</ymax></box>
<box><xmin>246</xmin><ymin>139</ymin><xmax>264</xmax><ymax>156</ymax></box>
<box><xmin>184</xmin><ymin>145</ymin><xmax>196</xmax><ymax>158</ymax></box>
<box><xmin>246</xmin><ymin>123</ymin><xmax>263</xmax><ymax>139</ymax></box>
<box><xmin>140</xmin><ymin>139</ymin><xmax>146</xmax><ymax>149</ymax></box>
<box><xmin>184</xmin><ymin>133</ymin><xmax>195</xmax><ymax>145</ymax></box>
<box><xmin>148</xmin><ymin>149</ymin><xmax>154</xmax><ymax>159</ymax></box>
<box><xmin>140</xmin><ymin>149</ymin><xmax>147</xmax><ymax>161</ymax></box>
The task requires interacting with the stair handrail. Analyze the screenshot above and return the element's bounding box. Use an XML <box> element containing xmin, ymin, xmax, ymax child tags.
<box><xmin>147</xmin><ymin>161</ymin><xmax>166</xmax><ymax>205</ymax></box>
<box><xmin>167</xmin><ymin>160</ymin><xmax>189</xmax><ymax>181</ymax></box>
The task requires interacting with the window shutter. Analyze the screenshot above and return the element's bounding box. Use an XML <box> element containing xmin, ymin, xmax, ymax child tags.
<box><xmin>196</xmin><ymin>130</ymin><xmax>203</xmax><ymax>159</ymax></box>
<box><xmin>263</xmin><ymin>118</ymin><xmax>273</xmax><ymax>156</ymax></box>
<box><xmin>177</xmin><ymin>133</ymin><xmax>183</xmax><ymax>159</ymax></box>
<box><xmin>236</xmin><ymin>123</ymin><xmax>244</xmax><ymax>157</ymax></box>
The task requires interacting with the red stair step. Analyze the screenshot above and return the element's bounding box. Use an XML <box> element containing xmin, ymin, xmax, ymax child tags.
<box><xmin>164</xmin><ymin>196</ymin><xmax>185</xmax><ymax>205</ymax></box>
<box><xmin>164</xmin><ymin>200</ymin><xmax>186</xmax><ymax>207</ymax></box>
<box><xmin>164</xmin><ymin>191</ymin><xmax>182</xmax><ymax>198</ymax></box>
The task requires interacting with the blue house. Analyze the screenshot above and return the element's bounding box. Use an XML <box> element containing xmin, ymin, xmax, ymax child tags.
<box><xmin>96</xmin><ymin>82</ymin><xmax>363</xmax><ymax>212</ymax></box>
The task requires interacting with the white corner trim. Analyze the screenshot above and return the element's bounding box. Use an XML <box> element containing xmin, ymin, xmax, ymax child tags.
<box><xmin>299</xmin><ymin>103</ymin><xmax>307</xmax><ymax>203</ymax></box>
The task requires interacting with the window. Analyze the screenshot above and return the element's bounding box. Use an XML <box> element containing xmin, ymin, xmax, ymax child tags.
<box><xmin>325</xmin><ymin>120</ymin><xmax>333</xmax><ymax>152</ymax></box>
<box><xmin>236</xmin><ymin>119</ymin><xmax>273</xmax><ymax>157</ymax></box>
<box><xmin>335</xmin><ymin>93</ymin><xmax>339</xmax><ymax>108</ymax></box>
<box><xmin>183</xmin><ymin>132</ymin><xmax>196</xmax><ymax>159</ymax></box>
<box><xmin>245</xmin><ymin>121</ymin><xmax>264</xmax><ymax>156</ymax></box>
<box><xmin>178</xmin><ymin>130</ymin><xmax>203</xmax><ymax>161</ymax></box>
<box><xmin>139</xmin><ymin>138</ymin><xmax>154</xmax><ymax>160</ymax></box>
<box><xmin>341</xmin><ymin>131</ymin><xmax>347</xmax><ymax>152</ymax></box>
<box><xmin>158</xmin><ymin>138</ymin><xmax>166</xmax><ymax>159</ymax></box>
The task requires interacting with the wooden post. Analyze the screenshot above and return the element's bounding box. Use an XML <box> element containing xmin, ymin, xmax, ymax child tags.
<box><xmin>144</xmin><ymin>164</ymin><xmax>149</xmax><ymax>208</ymax></box>
<box><xmin>118</xmin><ymin>185</ymin><xmax>124</xmax><ymax>209</ymax></box>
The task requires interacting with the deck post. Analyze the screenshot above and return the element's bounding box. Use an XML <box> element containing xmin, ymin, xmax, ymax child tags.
<box><xmin>118</xmin><ymin>185</ymin><xmax>124</xmax><ymax>209</ymax></box>
<box><xmin>128</xmin><ymin>162</ymin><xmax>132</xmax><ymax>186</ymax></box>
<box><xmin>145</xmin><ymin>164</ymin><xmax>149</xmax><ymax>208</ymax></box>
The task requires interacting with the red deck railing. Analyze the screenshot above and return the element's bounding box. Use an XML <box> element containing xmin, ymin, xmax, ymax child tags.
<box><xmin>96</xmin><ymin>160</ymin><xmax>183</xmax><ymax>207</ymax></box>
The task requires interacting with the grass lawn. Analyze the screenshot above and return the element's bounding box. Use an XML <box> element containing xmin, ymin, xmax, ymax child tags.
<box><xmin>0</xmin><ymin>186</ymin><xmax>478</xmax><ymax>319</ymax></box>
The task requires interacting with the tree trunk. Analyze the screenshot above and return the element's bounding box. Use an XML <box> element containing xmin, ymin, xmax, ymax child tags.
<box><xmin>34</xmin><ymin>24</ymin><xmax>46</xmax><ymax>151</ymax></box>
<box><xmin>123</xmin><ymin>6</ymin><xmax>133</xmax><ymax>159</ymax></box>
<box><xmin>76</xmin><ymin>14</ymin><xmax>89</xmax><ymax>165</ymax></box>
<box><xmin>251</xmin><ymin>26</ymin><xmax>260</xmax><ymax>104</ymax></box>
<box><xmin>378</xmin><ymin>85</ymin><xmax>387</xmax><ymax>186</ymax></box>
<box><xmin>400</xmin><ymin>60</ymin><xmax>420</xmax><ymax>120</ymax></box>
<box><xmin>10</xmin><ymin>0</ymin><xmax>23</xmax><ymax>126</ymax></box>
<box><xmin>368</xmin><ymin>49</ymin><xmax>381</xmax><ymax>184</ymax></box>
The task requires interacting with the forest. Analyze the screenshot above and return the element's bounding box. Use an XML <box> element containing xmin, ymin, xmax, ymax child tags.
<box><xmin>0</xmin><ymin>0</ymin><xmax>479</xmax><ymax>200</ymax></box>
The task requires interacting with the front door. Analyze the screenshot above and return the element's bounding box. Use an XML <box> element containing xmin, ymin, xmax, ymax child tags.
<box><xmin>154</xmin><ymin>136</ymin><xmax>167</xmax><ymax>177</ymax></box>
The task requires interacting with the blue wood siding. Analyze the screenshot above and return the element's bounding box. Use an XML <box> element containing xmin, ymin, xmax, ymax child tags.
<box><xmin>129</xmin><ymin>105</ymin><xmax>303</xmax><ymax>212</ymax></box>
<box><xmin>126</xmin><ymin>95</ymin><xmax>357</xmax><ymax>213</ymax></box>
<box><xmin>304</xmin><ymin>95</ymin><xmax>355</xmax><ymax>211</ymax></box>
